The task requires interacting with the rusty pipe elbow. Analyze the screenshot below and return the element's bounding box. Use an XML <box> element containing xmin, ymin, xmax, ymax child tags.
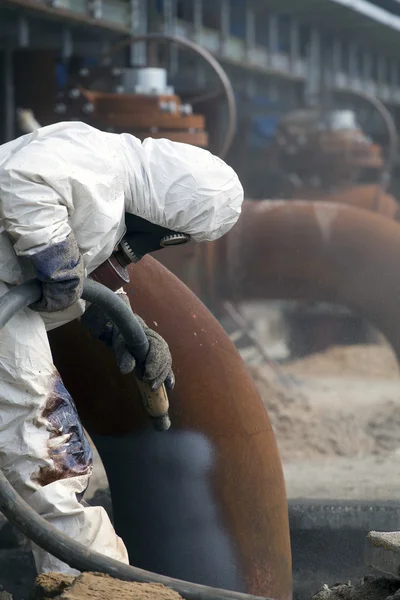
<box><xmin>226</xmin><ymin>200</ymin><xmax>400</xmax><ymax>360</ymax></box>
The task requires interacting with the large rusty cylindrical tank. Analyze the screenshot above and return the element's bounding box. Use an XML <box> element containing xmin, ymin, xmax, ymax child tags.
<box><xmin>48</xmin><ymin>255</ymin><xmax>292</xmax><ymax>600</ymax></box>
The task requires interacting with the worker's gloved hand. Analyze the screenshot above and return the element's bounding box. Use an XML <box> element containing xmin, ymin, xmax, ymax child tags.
<box><xmin>29</xmin><ymin>233</ymin><xmax>84</xmax><ymax>313</ymax></box>
<box><xmin>81</xmin><ymin>290</ymin><xmax>175</xmax><ymax>391</ymax></box>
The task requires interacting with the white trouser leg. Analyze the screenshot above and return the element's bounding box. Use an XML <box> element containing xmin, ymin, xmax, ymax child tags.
<box><xmin>0</xmin><ymin>281</ymin><xmax>129</xmax><ymax>574</ymax></box>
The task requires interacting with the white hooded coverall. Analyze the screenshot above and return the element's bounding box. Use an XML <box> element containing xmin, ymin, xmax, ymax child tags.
<box><xmin>0</xmin><ymin>122</ymin><xmax>243</xmax><ymax>573</ymax></box>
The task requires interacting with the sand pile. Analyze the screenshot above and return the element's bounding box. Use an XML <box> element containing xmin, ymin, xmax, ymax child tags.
<box><xmin>283</xmin><ymin>343</ymin><xmax>399</xmax><ymax>380</ymax></box>
<box><xmin>32</xmin><ymin>572</ymin><xmax>182</xmax><ymax>600</ymax></box>
<box><xmin>248</xmin><ymin>343</ymin><xmax>400</xmax><ymax>462</ymax></box>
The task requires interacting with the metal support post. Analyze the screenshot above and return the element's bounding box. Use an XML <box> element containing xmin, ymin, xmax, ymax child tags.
<box><xmin>268</xmin><ymin>13</ymin><xmax>279</xmax><ymax>69</ymax></box>
<box><xmin>130</xmin><ymin>0</ymin><xmax>147</xmax><ymax>67</ymax></box>
<box><xmin>17</xmin><ymin>16</ymin><xmax>29</xmax><ymax>48</ymax></box>
<box><xmin>362</xmin><ymin>50</ymin><xmax>372</xmax><ymax>82</ymax></box>
<box><xmin>193</xmin><ymin>0</ymin><xmax>203</xmax><ymax>44</ymax></box>
<box><xmin>3</xmin><ymin>46</ymin><xmax>15</xmax><ymax>142</ymax></box>
<box><xmin>163</xmin><ymin>0</ymin><xmax>178</xmax><ymax>75</ymax></box>
<box><xmin>289</xmin><ymin>17</ymin><xmax>299</xmax><ymax>75</ymax></box>
<box><xmin>245</xmin><ymin>1</ymin><xmax>255</xmax><ymax>65</ymax></box>
<box><xmin>304</xmin><ymin>27</ymin><xmax>320</xmax><ymax>107</ymax></box>
<box><xmin>245</xmin><ymin>71</ymin><xmax>256</xmax><ymax>99</ymax></box>
<box><xmin>61</xmin><ymin>27</ymin><xmax>73</xmax><ymax>60</ymax></box>
<box><xmin>193</xmin><ymin>0</ymin><xmax>206</xmax><ymax>88</ymax></box>
<box><xmin>390</xmin><ymin>59</ymin><xmax>398</xmax><ymax>87</ymax></box>
<box><xmin>390</xmin><ymin>59</ymin><xmax>399</xmax><ymax>101</ymax></box>
<box><xmin>220</xmin><ymin>0</ymin><xmax>230</xmax><ymax>58</ymax></box>
<box><xmin>319</xmin><ymin>36</ymin><xmax>331</xmax><ymax>111</ymax></box>
<box><xmin>268</xmin><ymin>77</ymin><xmax>279</xmax><ymax>104</ymax></box>
<box><xmin>389</xmin><ymin>59</ymin><xmax>398</xmax><ymax>102</ymax></box>
<box><xmin>377</xmin><ymin>54</ymin><xmax>388</xmax><ymax>104</ymax></box>
<box><xmin>348</xmin><ymin>42</ymin><xmax>358</xmax><ymax>83</ymax></box>
<box><xmin>163</xmin><ymin>0</ymin><xmax>177</xmax><ymax>33</ymax></box>
<box><xmin>332</xmin><ymin>36</ymin><xmax>342</xmax><ymax>77</ymax></box>
<box><xmin>377</xmin><ymin>54</ymin><xmax>386</xmax><ymax>87</ymax></box>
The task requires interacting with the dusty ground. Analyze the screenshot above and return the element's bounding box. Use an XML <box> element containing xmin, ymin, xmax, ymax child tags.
<box><xmin>247</xmin><ymin>342</ymin><xmax>400</xmax><ymax>500</ymax></box>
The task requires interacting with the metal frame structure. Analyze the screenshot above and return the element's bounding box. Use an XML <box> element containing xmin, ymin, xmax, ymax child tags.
<box><xmin>2</xmin><ymin>0</ymin><xmax>400</xmax><ymax>142</ymax></box>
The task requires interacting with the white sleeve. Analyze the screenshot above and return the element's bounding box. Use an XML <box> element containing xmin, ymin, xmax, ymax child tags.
<box><xmin>0</xmin><ymin>167</ymin><xmax>72</xmax><ymax>256</ymax></box>
<box><xmin>0</xmin><ymin>122</ymin><xmax>125</xmax><ymax>260</ymax></box>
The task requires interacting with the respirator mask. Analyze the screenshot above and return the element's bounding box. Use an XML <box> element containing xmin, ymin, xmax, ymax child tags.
<box><xmin>115</xmin><ymin>214</ymin><xmax>191</xmax><ymax>266</ymax></box>
<box><xmin>90</xmin><ymin>214</ymin><xmax>191</xmax><ymax>291</ymax></box>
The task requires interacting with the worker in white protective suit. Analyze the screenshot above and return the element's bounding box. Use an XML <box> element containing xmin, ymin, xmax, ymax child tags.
<box><xmin>0</xmin><ymin>121</ymin><xmax>244</xmax><ymax>574</ymax></box>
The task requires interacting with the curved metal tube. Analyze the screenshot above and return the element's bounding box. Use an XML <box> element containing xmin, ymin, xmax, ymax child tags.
<box><xmin>158</xmin><ymin>196</ymin><xmax>400</xmax><ymax>318</ymax></box>
<box><xmin>282</xmin><ymin>185</ymin><xmax>400</xmax><ymax>221</ymax></box>
<box><xmin>79</xmin><ymin>33</ymin><xmax>237</xmax><ymax>159</ymax></box>
<box><xmin>222</xmin><ymin>200</ymin><xmax>400</xmax><ymax>360</ymax></box>
<box><xmin>48</xmin><ymin>256</ymin><xmax>292</xmax><ymax>600</ymax></box>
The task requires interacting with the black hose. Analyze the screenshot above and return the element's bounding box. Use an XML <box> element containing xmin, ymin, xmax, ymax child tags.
<box><xmin>0</xmin><ymin>279</ymin><xmax>42</xmax><ymax>328</ymax></box>
<box><xmin>0</xmin><ymin>279</ymin><xmax>275</xmax><ymax>600</ymax></box>
<box><xmin>0</xmin><ymin>279</ymin><xmax>149</xmax><ymax>365</ymax></box>
<box><xmin>82</xmin><ymin>278</ymin><xmax>149</xmax><ymax>365</ymax></box>
<box><xmin>0</xmin><ymin>467</ymin><xmax>271</xmax><ymax>600</ymax></box>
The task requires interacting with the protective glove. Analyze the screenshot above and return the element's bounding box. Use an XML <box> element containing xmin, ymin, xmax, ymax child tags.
<box><xmin>81</xmin><ymin>289</ymin><xmax>175</xmax><ymax>391</ymax></box>
<box><xmin>29</xmin><ymin>233</ymin><xmax>84</xmax><ymax>313</ymax></box>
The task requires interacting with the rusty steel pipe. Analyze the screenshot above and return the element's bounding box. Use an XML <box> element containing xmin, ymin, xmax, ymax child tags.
<box><xmin>219</xmin><ymin>200</ymin><xmax>400</xmax><ymax>360</ymax></box>
<box><xmin>159</xmin><ymin>197</ymin><xmax>400</xmax><ymax>332</ymax></box>
<box><xmin>48</xmin><ymin>255</ymin><xmax>292</xmax><ymax>600</ymax></box>
<box><xmin>285</xmin><ymin>185</ymin><xmax>400</xmax><ymax>221</ymax></box>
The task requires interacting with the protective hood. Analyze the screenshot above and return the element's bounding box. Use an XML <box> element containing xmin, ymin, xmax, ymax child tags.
<box><xmin>120</xmin><ymin>135</ymin><xmax>243</xmax><ymax>242</ymax></box>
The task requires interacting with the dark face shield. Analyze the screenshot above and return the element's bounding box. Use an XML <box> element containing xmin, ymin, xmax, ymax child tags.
<box><xmin>117</xmin><ymin>214</ymin><xmax>191</xmax><ymax>265</ymax></box>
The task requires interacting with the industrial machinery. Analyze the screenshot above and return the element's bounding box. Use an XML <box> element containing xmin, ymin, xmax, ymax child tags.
<box><xmin>20</xmin><ymin>34</ymin><xmax>236</xmax><ymax>160</ymax></box>
<box><xmin>271</xmin><ymin>108</ymin><xmax>384</xmax><ymax>193</ymax></box>
<box><xmin>268</xmin><ymin>87</ymin><xmax>398</xmax><ymax>205</ymax></box>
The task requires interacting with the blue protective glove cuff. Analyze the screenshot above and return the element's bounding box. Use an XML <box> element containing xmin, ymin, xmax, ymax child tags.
<box><xmin>29</xmin><ymin>233</ymin><xmax>84</xmax><ymax>313</ymax></box>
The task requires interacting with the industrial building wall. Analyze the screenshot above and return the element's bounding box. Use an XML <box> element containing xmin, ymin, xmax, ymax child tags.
<box><xmin>2</xmin><ymin>0</ymin><xmax>400</xmax><ymax>189</ymax></box>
